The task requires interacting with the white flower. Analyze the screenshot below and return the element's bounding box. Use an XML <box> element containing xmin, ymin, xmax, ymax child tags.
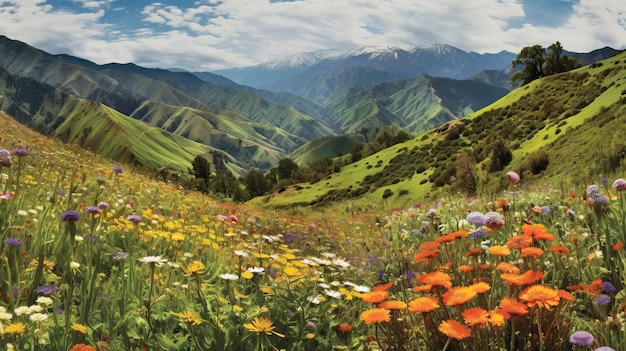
<box><xmin>307</xmin><ymin>295</ymin><xmax>323</xmax><ymax>304</ymax></box>
<box><xmin>321</xmin><ymin>252</ymin><xmax>336</xmax><ymax>259</ymax></box>
<box><xmin>247</xmin><ymin>266</ymin><xmax>265</xmax><ymax>274</ymax></box>
<box><xmin>324</xmin><ymin>289</ymin><xmax>342</xmax><ymax>299</ymax></box>
<box><xmin>300</xmin><ymin>259</ymin><xmax>317</xmax><ymax>266</ymax></box>
<box><xmin>233</xmin><ymin>250</ymin><xmax>249</xmax><ymax>257</ymax></box>
<box><xmin>353</xmin><ymin>285</ymin><xmax>371</xmax><ymax>293</ymax></box>
<box><xmin>74</xmin><ymin>235</ymin><xmax>84</xmax><ymax>242</ymax></box>
<box><xmin>28</xmin><ymin>305</ymin><xmax>43</xmax><ymax>313</ymax></box>
<box><xmin>70</xmin><ymin>262</ymin><xmax>81</xmax><ymax>270</ymax></box>
<box><xmin>0</xmin><ymin>311</ymin><xmax>13</xmax><ymax>320</ymax></box>
<box><xmin>219</xmin><ymin>273</ymin><xmax>239</xmax><ymax>281</ymax></box>
<box><xmin>332</xmin><ymin>258</ymin><xmax>351</xmax><ymax>268</ymax></box>
<box><xmin>318</xmin><ymin>283</ymin><xmax>331</xmax><ymax>289</ymax></box>
<box><xmin>138</xmin><ymin>256</ymin><xmax>168</xmax><ymax>265</ymax></box>
<box><xmin>36</xmin><ymin>297</ymin><xmax>53</xmax><ymax>306</ymax></box>
<box><xmin>29</xmin><ymin>313</ymin><xmax>48</xmax><ymax>322</ymax></box>
<box><xmin>14</xmin><ymin>306</ymin><xmax>30</xmax><ymax>316</ymax></box>
<box><xmin>17</xmin><ymin>210</ymin><xmax>28</xmax><ymax>216</ymax></box>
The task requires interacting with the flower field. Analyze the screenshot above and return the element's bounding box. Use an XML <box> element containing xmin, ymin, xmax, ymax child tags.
<box><xmin>1</xmin><ymin>121</ymin><xmax>626</xmax><ymax>351</ymax></box>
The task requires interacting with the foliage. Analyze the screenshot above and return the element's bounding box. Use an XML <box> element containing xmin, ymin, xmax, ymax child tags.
<box><xmin>511</xmin><ymin>42</ymin><xmax>581</xmax><ymax>86</ymax></box>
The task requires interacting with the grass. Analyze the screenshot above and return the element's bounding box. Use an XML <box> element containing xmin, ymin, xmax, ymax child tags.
<box><xmin>3</xmin><ymin>111</ymin><xmax>626</xmax><ymax>350</ymax></box>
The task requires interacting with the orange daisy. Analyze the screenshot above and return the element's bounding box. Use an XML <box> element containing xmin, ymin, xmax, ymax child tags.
<box><xmin>362</xmin><ymin>290</ymin><xmax>389</xmax><ymax>303</ymax></box>
<box><xmin>414</xmin><ymin>249</ymin><xmax>439</xmax><ymax>262</ymax></box>
<box><xmin>550</xmin><ymin>245</ymin><xmax>569</xmax><ymax>255</ymax></box>
<box><xmin>489</xmin><ymin>309</ymin><xmax>508</xmax><ymax>327</ymax></box>
<box><xmin>418</xmin><ymin>271</ymin><xmax>452</xmax><ymax>289</ymax></box>
<box><xmin>372</xmin><ymin>281</ymin><xmax>393</xmax><ymax>291</ymax></box>
<box><xmin>469</xmin><ymin>282</ymin><xmax>490</xmax><ymax>294</ymax></box>
<box><xmin>407</xmin><ymin>296</ymin><xmax>440</xmax><ymax>313</ymax></box>
<box><xmin>443</xmin><ymin>286</ymin><xmax>478</xmax><ymax>306</ymax></box>
<box><xmin>465</xmin><ymin>248</ymin><xmax>483</xmax><ymax>258</ymax></box>
<box><xmin>521</xmin><ymin>247</ymin><xmax>544</xmax><ymax>258</ymax></box>
<box><xmin>378</xmin><ymin>300</ymin><xmax>407</xmax><ymax>310</ymax></box>
<box><xmin>496</xmin><ymin>262</ymin><xmax>521</xmax><ymax>274</ymax></box>
<box><xmin>462</xmin><ymin>307</ymin><xmax>490</xmax><ymax>326</ymax></box>
<box><xmin>557</xmin><ymin>289</ymin><xmax>575</xmax><ymax>302</ymax></box>
<box><xmin>412</xmin><ymin>284</ymin><xmax>433</xmax><ymax>292</ymax></box>
<box><xmin>521</xmin><ymin>224</ymin><xmax>555</xmax><ymax>241</ymax></box>
<box><xmin>488</xmin><ymin>245</ymin><xmax>511</xmax><ymax>257</ymax></box>
<box><xmin>458</xmin><ymin>265</ymin><xmax>474</xmax><ymax>273</ymax></box>
<box><xmin>359</xmin><ymin>308</ymin><xmax>391</xmax><ymax>324</ymax></box>
<box><xmin>498</xmin><ymin>297</ymin><xmax>528</xmax><ymax>316</ymax></box>
<box><xmin>438</xmin><ymin>320</ymin><xmax>471</xmax><ymax>340</ymax></box>
<box><xmin>507</xmin><ymin>234</ymin><xmax>532</xmax><ymax>249</ymax></box>
<box><xmin>501</xmin><ymin>269</ymin><xmax>543</xmax><ymax>286</ymax></box>
<box><xmin>519</xmin><ymin>285</ymin><xmax>560</xmax><ymax>310</ymax></box>
<box><xmin>419</xmin><ymin>241</ymin><xmax>440</xmax><ymax>252</ymax></box>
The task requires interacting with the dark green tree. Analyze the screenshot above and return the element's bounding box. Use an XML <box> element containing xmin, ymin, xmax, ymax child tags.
<box><xmin>191</xmin><ymin>155</ymin><xmax>211</xmax><ymax>193</ymax></box>
<box><xmin>243</xmin><ymin>170</ymin><xmax>269</xmax><ymax>197</ymax></box>
<box><xmin>277</xmin><ymin>158</ymin><xmax>299</xmax><ymax>180</ymax></box>
<box><xmin>511</xmin><ymin>42</ymin><xmax>581</xmax><ymax>86</ymax></box>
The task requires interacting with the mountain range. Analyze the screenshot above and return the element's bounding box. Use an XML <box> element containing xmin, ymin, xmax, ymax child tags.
<box><xmin>0</xmin><ymin>34</ymin><xmax>620</xmax><ymax>179</ymax></box>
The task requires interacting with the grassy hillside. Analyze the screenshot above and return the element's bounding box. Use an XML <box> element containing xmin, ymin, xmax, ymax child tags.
<box><xmin>257</xmin><ymin>52</ymin><xmax>626</xmax><ymax>208</ymax></box>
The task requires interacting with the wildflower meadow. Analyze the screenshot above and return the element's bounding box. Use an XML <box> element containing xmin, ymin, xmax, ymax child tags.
<box><xmin>1</xmin><ymin>122</ymin><xmax>626</xmax><ymax>351</ymax></box>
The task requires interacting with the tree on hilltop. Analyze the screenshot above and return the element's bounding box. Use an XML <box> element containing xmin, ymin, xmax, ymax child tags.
<box><xmin>511</xmin><ymin>41</ymin><xmax>581</xmax><ymax>86</ymax></box>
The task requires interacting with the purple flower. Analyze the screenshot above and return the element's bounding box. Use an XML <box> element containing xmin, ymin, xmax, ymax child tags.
<box><xmin>471</xmin><ymin>228</ymin><xmax>487</xmax><ymax>240</ymax></box>
<box><xmin>594</xmin><ymin>195</ymin><xmax>609</xmax><ymax>204</ymax></box>
<box><xmin>35</xmin><ymin>285</ymin><xmax>60</xmax><ymax>295</ymax></box>
<box><xmin>593</xmin><ymin>294</ymin><xmax>611</xmax><ymax>306</ymax></box>
<box><xmin>57</xmin><ymin>189</ymin><xmax>66</xmax><ymax>196</ymax></box>
<box><xmin>566</xmin><ymin>209</ymin><xmax>575</xmax><ymax>218</ymax></box>
<box><xmin>127</xmin><ymin>214</ymin><xmax>142</xmax><ymax>224</ymax></box>
<box><xmin>595</xmin><ymin>347</ymin><xmax>616</xmax><ymax>351</ymax></box>
<box><xmin>569</xmin><ymin>331</ymin><xmax>594</xmax><ymax>346</ymax></box>
<box><xmin>3</xmin><ymin>237</ymin><xmax>24</xmax><ymax>246</ymax></box>
<box><xmin>0</xmin><ymin>149</ymin><xmax>12</xmax><ymax>167</ymax></box>
<box><xmin>612</xmin><ymin>179</ymin><xmax>626</xmax><ymax>191</ymax></box>
<box><xmin>541</xmin><ymin>206</ymin><xmax>550</xmax><ymax>214</ymax></box>
<box><xmin>85</xmin><ymin>206</ymin><xmax>100</xmax><ymax>214</ymax></box>
<box><xmin>113</xmin><ymin>252</ymin><xmax>129</xmax><ymax>260</ymax></box>
<box><xmin>421</xmin><ymin>221</ymin><xmax>430</xmax><ymax>230</ymax></box>
<box><xmin>602</xmin><ymin>281</ymin><xmax>616</xmax><ymax>293</ymax></box>
<box><xmin>112</xmin><ymin>165</ymin><xmax>123</xmax><ymax>174</ymax></box>
<box><xmin>426</xmin><ymin>209</ymin><xmax>437</xmax><ymax>218</ymax></box>
<box><xmin>97</xmin><ymin>202</ymin><xmax>110</xmax><ymax>210</ymax></box>
<box><xmin>586</xmin><ymin>185</ymin><xmax>600</xmax><ymax>198</ymax></box>
<box><xmin>506</xmin><ymin>171</ymin><xmax>520</xmax><ymax>184</ymax></box>
<box><xmin>484</xmin><ymin>211</ymin><xmax>504</xmax><ymax>229</ymax></box>
<box><xmin>12</xmin><ymin>148</ymin><xmax>29</xmax><ymax>157</ymax></box>
<box><xmin>466</xmin><ymin>212</ymin><xmax>486</xmax><ymax>226</ymax></box>
<box><xmin>61</xmin><ymin>210</ymin><xmax>81</xmax><ymax>222</ymax></box>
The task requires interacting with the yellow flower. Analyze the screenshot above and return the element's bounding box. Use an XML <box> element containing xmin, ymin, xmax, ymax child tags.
<box><xmin>186</xmin><ymin>261</ymin><xmax>205</xmax><ymax>274</ymax></box>
<box><xmin>71</xmin><ymin>322</ymin><xmax>87</xmax><ymax>334</ymax></box>
<box><xmin>5</xmin><ymin>322</ymin><xmax>26</xmax><ymax>334</ymax></box>
<box><xmin>305</xmin><ymin>333</ymin><xmax>315</xmax><ymax>339</ymax></box>
<box><xmin>241</xmin><ymin>271</ymin><xmax>254</xmax><ymax>279</ymax></box>
<box><xmin>170</xmin><ymin>310</ymin><xmax>203</xmax><ymax>325</ymax></box>
<box><xmin>233</xmin><ymin>305</ymin><xmax>244</xmax><ymax>312</ymax></box>
<box><xmin>243</xmin><ymin>317</ymin><xmax>285</xmax><ymax>337</ymax></box>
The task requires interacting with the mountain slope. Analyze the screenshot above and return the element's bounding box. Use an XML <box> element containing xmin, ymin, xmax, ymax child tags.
<box><xmin>257</xmin><ymin>51</ymin><xmax>626</xmax><ymax>207</ymax></box>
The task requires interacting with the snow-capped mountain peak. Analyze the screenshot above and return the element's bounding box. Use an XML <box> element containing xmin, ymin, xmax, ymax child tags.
<box><xmin>260</xmin><ymin>49</ymin><xmax>341</xmax><ymax>70</ymax></box>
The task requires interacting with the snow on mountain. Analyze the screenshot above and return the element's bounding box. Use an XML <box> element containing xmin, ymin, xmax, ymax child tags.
<box><xmin>260</xmin><ymin>49</ymin><xmax>341</xmax><ymax>70</ymax></box>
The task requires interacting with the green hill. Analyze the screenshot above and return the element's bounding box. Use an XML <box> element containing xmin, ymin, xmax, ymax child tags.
<box><xmin>257</xmin><ymin>51</ymin><xmax>626</xmax><ymax>207</ymax></box>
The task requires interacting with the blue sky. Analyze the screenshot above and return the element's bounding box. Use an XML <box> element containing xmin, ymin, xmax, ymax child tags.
<box><xmin>0</xmin><ymin>0</ymin><xmax>624</xmax><ymax>71</ymax></box>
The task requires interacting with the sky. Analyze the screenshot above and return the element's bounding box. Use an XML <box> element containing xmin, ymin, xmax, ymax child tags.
<box><xmin>0</xmin><ymin>0</ymin><xmax>625</xmax><ymax>72</ymax></box>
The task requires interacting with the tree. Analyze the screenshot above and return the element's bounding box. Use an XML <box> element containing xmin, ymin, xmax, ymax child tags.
<box><xmin>243</xmin><ymin>170</ymin><xmax>269</xmax><ymax>197</ymax></box>
<box><xmin>511</xmin><ymin>42</ymin><xmax>581</xmax><ymax>86</ymax></box>
<box><xmin>191</xmin><ymin>155</ymin><xmax>211</xmax><ymax>193</ymax></box>
<box><xmin>511</xmin><ymin>45</ymin><xmax>546</xmax><ymax>86</ymax></box>
<box><xmin>277</xmin><ymin>158</ymin><xmax>299</xmax><ymax>180</ymax></box>
<box><xmin>455</xmin><ymin>153</ymin><xmax>478</xmax><ymax>195</ymax></box>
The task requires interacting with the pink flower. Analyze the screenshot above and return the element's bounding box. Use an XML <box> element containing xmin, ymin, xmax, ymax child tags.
<box><xmin>507</xmin><ymin>171</ymin><xmax>520</xmax><ymax>184</ymax></box>
<box><xmin>0</xmin><ymin>193</ymin><xmax>14</xmax><ymax>200</ymax></box>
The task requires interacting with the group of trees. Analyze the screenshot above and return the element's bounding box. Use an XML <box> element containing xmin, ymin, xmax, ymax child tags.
<box><xmin>511</xmin><ymin>41</ymin><xmax>581</xmax><ymax>86</ymax></box>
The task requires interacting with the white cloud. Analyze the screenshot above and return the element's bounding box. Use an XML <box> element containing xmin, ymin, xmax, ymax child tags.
<box><xmin>0</xmin><ymin>0</ymin><xmax>624</xmax><ymax>71</ymax></box>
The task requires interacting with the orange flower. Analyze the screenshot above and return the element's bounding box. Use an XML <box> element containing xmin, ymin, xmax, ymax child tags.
<box><xmin>414</xmin><ymin>249</ymin><xmax>439</xmax><ymax>262</ymax></box>
<box><xmin>418</xmin><ymin>271</ymin><xmax>452</xmax><ymax>289</ymax></box>
<box><xmin>373</xmin><ymin>281</ymin><xmax>393</xmax><ymax>291</ymax></box>
<box><xmin>501</xmin><ymin>270</ymin><xmax>543</xmax><ymax>287</ymax></box>
<box><xmin>407</xmin><ymin>296</ymin><xmax>440</xmax><ymax>313</ymax></box>
<box><xmin>507</xmin><ymin>234</ymin><xmax>532</xmax><ymax>249</ymax></box>
<box><xmin>438</xmin><ymin>320</ymin><xmax>471</xmax><ymax>340</ymax></box>
<box><xmin>419</xmin><ymin>241</ymin><xmax>439</xmax><ymax>251</ymax></box>
<box><xmin>69</xmin><ymin>345</ymin><xmax>97</xmax><ymax>351</ymax></box>
<box><xmin>521</xmin><ymin>224</ymin><xmax>554</xmax><ymax>241</ymax></box>
<box><xmin>557</xmin><ymin>289</ymin><xmax>575</xmax><ymax>302</ymax></box>
<box><xmin>412</xmin><ymin>284</ymin><xmax>432</xmax><ymax>292</ymax></box>
<box><xmin>521</xmin><ymin>247</ymin><xmax>544</xmax><ymax>258</ymax></box>
<box><xmin>378</xmin><ymin>300</ymin><xmax>407</xmax><ymax>310</ymax></box>
<box><xmin>359</xmin><ymin>308</ymin><xmax>391</xmax><ymax>324</ymax></box>
<box><xmin>443</xmin><ymin>286</ymin><xmax>477</xmax><ymax>306</ymax></box>
<box><xmin>465</xmin><ymin>248</ymin><xmax>483</xmax><ymax>257</ymax></box>
<box><xmin>568</xmin><ymin>279</ymin><xmax>604</xmax><ymax>296</ymax></box>
<box><xmin>613</xmin><ymin>242</ymin><xmax>624</xmax><ymax>251</ymax></box>
<box><xmin>462</xmin><ymin>307</ymin><xmax>490</xmax><ymax>326</ymax></box>
<box><xmin>362</xmin><ymin>290</ymin><xmax>389</xmax><ymax>303</ymax></box>
<box><xmin>519</xmin><ymin>285</ymin><xmax>560</xmax><ymax>309</ymax></box>
<box><xmin>550</xmin><ymin>245</ymin><xmax>569</xmax><ymax>255</ymax></box>
<box><xmin>458</xmin><ymin>265</ymin><xmax>474</xmax><ymax>273</ymax></box>
<box><xmin>489</xmin><ymin>310</ymin><xmax>508</xmax><ymax>327</ymax></box>
<box><xmin>496</xmin><ymin>262</ymin><xmax>520</xmax><ymax>274</ymax></box>
<box><xmin>498</xmin><ymin>297</ymin><xmax>528</xmax><ymax>316</ymax></box>
<box><xmin>336</xmin><ymin>323</ymin><xmax>353</xmax><ymax>334</ymax></box>
<box><xmin>488</xmin><ymin>245</ymin><xmax>511</xmax><ymax>257</ymax></box>
<box><xmin>496</xmin><ymin>198</ymin><xmax>509</xmax><ymax>210</ymax></box>
<box><xmin>469</xmin><ymin>282</ymin><xmax>490</xmax><ymax>294</ymax></box>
